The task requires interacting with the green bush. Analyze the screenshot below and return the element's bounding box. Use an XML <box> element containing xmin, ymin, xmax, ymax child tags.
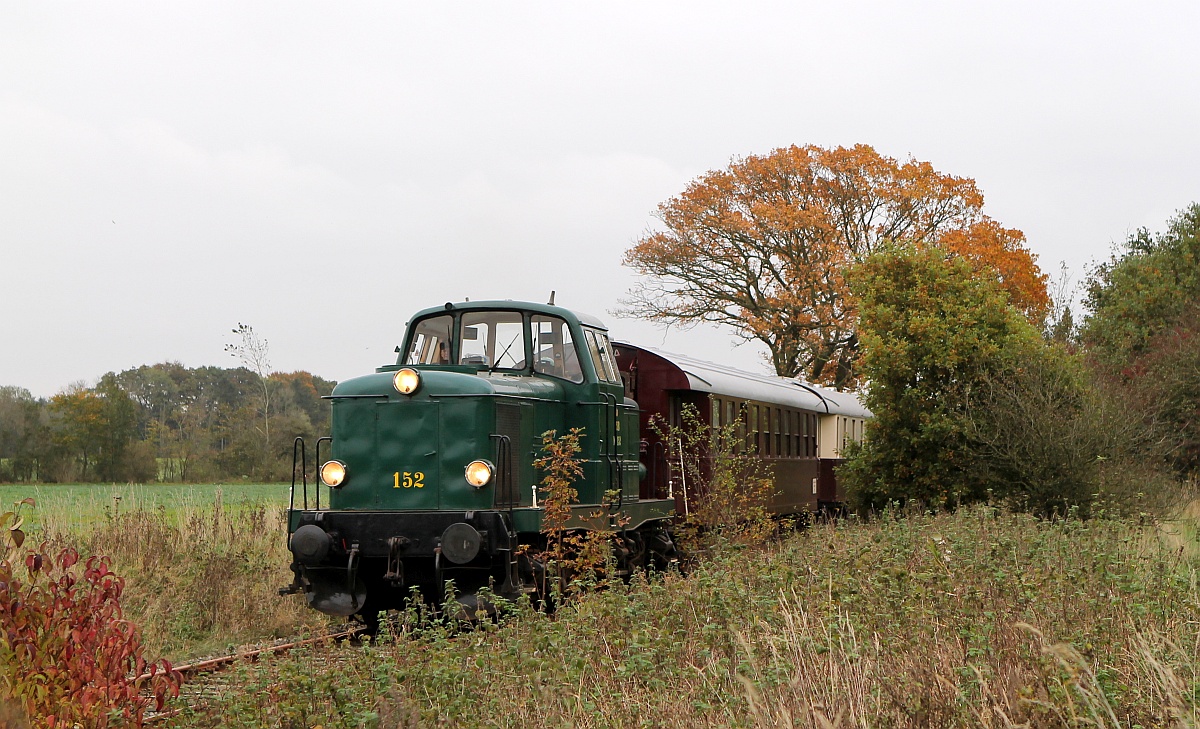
<box><xmin>842</xmin><ymin>243</ymin><xmax>1042</xmax><ymax>511</ymax></box>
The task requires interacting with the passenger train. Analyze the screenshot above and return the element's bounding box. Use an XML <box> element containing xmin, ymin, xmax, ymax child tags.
<box><xmin>281</xmin><ymin>299</ymin><xmax>867</xmax><ymax>622</ymax></box>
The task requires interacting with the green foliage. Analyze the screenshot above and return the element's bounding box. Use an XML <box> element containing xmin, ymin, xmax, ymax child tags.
<box><xmin>1130</xmin><ymin>308</ymin><xmax>1200</xmax><ymax>473</ymax></box>
<box><xmin>652</xmin><ymin>403</ymin><xmax>776</xmax><ymax>553</ymax></box>
<box><xmin>963</xmin><ymin>346</ymin><xmax>1180</xmax><ymax>517</ymax></box>
<box><xmin>1082</xmin><ymin>203</ymin><xmax>1200</xmax><ymax>373</ymax></box>
<box><xmin>0</xmin><ymin>387</ymin><xmax>48</xmax><ymax>483</ymax></box>
<box><xmin>843</xmin><ymin>243</ymin><xmax>1042</xmax><ymax>510</ymax></box>
<box><xmin>1081</xmin><ymin>203</ymin><xmax>1200</xmax><ymax>478</ymax></box>
<box><xmin>0</xmin><ymin>499</ymin><xmax>181</xmax><ymax>727</ymax></box>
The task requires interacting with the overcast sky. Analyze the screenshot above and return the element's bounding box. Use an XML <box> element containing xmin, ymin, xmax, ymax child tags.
<box><xmin>2</xmin><ymin>2</ymin><xmax>1198</xmax><ymax>398</ymax></box>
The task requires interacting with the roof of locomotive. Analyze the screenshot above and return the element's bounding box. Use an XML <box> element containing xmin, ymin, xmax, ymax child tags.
<box><xmin>406</xmin><ymin>300</ymin><xmax>609</xmax><ymax>331</ymax></box>
<box><xmin>614</xmin><ymin>342</ymin><xmax>871</xmax><ymax>418</ymax></box>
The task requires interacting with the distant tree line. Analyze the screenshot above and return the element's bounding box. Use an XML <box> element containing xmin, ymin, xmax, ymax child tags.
<box><xmin>0</xmin><ymin>364</ymin><xmax>335</xmax><ymax>483</ymax></box>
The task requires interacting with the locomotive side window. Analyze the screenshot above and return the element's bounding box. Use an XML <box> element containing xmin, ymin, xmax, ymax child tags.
<box><xmin>459</xmin><ymin>311</ymin><xmax>527</xmax><ymax>370</ymax></box>
<box><xmin>584</xmin><ymin>329</ymin><xmax>621</xmax><ymax>384</ymax></box>
<box><xmin>598</xmin><ymin>332</ymin><xmax>620</xmax><ymax>383</ymax></box>
<box><xmin>531</xmin><ymin>316</ymin><xmax>584</xmax><ymax>383</ymax></box>
<box><xmin>403</xmin><ymin>315</ymin><xmax>453</xmax><ymax>365</ymax></box>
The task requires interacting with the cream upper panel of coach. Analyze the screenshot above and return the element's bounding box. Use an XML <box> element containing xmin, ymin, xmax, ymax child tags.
<box><xmin>641</xmin><ymin>348</ymin><xmax>828</xmax><ymax>412</ymax></box>
<box><xmin>815</xmin><ymin>389</ymin><xmax>872</xmax><ymax>419</ymax></box>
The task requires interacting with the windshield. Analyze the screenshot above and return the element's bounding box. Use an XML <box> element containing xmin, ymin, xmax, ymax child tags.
<box><xmin>459</xmin><ymin>311</ymin><xmax>527</xmax><ymax>370</ymax></box>
<box><xmin>402</xmin><ymin>309</ymin><xmax>592</xmax><ymax>379</ymax></box>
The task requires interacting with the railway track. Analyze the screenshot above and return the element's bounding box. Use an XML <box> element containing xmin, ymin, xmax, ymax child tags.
<box><xmin>144</xmin><ymin>626</ymin><xmax>367</xmax><ymax>723</ymax></box>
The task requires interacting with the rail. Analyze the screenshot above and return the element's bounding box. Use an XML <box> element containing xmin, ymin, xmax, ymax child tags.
<box><xmin>143</xmin><ymin>627</ymin><xmax>367</xmax><ymax>723</ymax></box>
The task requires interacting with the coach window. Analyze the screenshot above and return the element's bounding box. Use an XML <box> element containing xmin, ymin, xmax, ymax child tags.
<box><xmin>764</xmin><ymin>408</ymin><xmax>771</xmax><ymax>455</ymax></box>
<box><xmin>790</xmin><ymin>411</ymin><xmax>798</xmax><ymax>457</ymax></box>
<box><xmin>782</xmin><ymin>411</ymin><xmax>791</xmax><ymax>457</ymax></box>
<box><xmin>532</xmin><ymin>316</ymin><xmax>584</xmax><ymax>383</ymax></box>
<box><xmin>403</xmin><ymin>314</ymin><xmax>453</xmax><ymax>365</ymax></box>
<box><xmin>777</xmin><ymin>407</ymin><xmax>787</xmax><ymax>458</ymax></box>
<box><xmin>746</xmin><ymin>405</ymin><xmax>757</xmax><ymax>454</ymax></box>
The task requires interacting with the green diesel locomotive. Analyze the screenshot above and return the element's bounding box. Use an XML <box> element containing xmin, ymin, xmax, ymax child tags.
<box><xmin>281</xmin><ymin>300</ymin><xmax>677</xmax><ymax>621</ymax></box>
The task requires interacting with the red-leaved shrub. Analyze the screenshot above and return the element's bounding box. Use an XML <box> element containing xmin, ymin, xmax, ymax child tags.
<box><xmin>1</xmin><ymin>501</ymin><xmax>180</xmax><ymax>727</ymax></box>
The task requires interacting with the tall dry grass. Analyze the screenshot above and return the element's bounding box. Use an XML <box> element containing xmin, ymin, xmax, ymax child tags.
<box><xmin>38</xmin><ymin>496</ymin><xmax>330</xmax><ymax>658</ymax></box>
<box><xmin>164</xmin><ymin>506</ymin><xmax>1200</xmax><ymax>728</ymax></box>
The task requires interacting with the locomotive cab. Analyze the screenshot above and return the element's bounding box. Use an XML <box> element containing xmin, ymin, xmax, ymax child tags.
<box><xmin>283</xmin><ymin>301</ymin><xmax>676</xmax><ymax>621</ymax></box>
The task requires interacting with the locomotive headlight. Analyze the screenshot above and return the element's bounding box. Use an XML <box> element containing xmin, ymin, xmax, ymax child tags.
<box><xmin>464</xmin><ymin>460</ymin><xmax>494</xmax><ymax>488</ymax></box>
<box><xmin>393</xmin><ymin>368</ymin><xmax>421</xmax><ymax>395</ymax></box>
<box><xmin>320</xmin><ymin>460</ymin><xmax>347</xmax><ymax>488</ymax></box>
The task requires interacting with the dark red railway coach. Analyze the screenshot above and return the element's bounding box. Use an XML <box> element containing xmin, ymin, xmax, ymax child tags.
<box><xmin>612</xmin><ymin>343</ymin><xmax>869</xmax><ymax>515</ymax></box>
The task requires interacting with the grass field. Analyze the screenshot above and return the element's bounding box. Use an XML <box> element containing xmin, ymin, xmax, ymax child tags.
<box><xmin>0</xmin><ymin>482</ymin><xmax>292</xmax><ymax>531</ymax></box>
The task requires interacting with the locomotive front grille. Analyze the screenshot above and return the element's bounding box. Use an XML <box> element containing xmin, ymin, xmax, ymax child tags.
<box><xmin>494</xmin><ymin>402</ymin><xmax>522</xmax><ymax>508</ymax></box>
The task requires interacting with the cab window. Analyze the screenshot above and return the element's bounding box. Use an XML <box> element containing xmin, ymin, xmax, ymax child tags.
<box><xmin>532</xmin><ymin>316</ymin><xmax>584</xmax><ymax>383</ymax></box>
<box><xmin>597</xmin><ymin>332</ymin><xmax>620</xmax><ymax>383</ymax></box>
<box><xmin>459</xmin><ymin>311</ymin><xmax>527</xmax><ymax>370</ymax></box>
<box><xmin>584</xmin><ymin>329</ymin><xmax>620</xmax><ymax>383</ymax></box>
<box><xmin>402</xmin><ymin>315</ymin><xmax>453</xmax><ymax>365</ymax></box>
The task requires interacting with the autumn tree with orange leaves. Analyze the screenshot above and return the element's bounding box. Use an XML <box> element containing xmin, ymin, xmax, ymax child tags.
<box><xmin>621</xmin><ymin>144</ymin><xmax>1050</xmax><ymax>389</ymax></box>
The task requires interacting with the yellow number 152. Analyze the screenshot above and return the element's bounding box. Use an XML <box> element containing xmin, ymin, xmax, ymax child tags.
<box><xmin>394</xmin><ymin>471</ymin><xmax>425</xmax><ymax>489</ymax></box>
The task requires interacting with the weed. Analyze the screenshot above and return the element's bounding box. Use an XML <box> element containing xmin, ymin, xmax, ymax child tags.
<box><xmin>652</xmin><ymin>403</ymin><xmax>777</xmax><ymax>556</ymax></box>
<box><xmin>532</xmin><ymin>428</ymin><xmax>615</xmax><ymax>601</ymax></box>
